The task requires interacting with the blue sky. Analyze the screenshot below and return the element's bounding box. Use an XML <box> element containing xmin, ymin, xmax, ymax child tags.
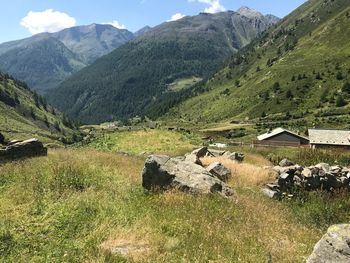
<box><xmin>0</xmin><ymin>0</ymin><xmax>305</xmax><ymax>44</ymax></box>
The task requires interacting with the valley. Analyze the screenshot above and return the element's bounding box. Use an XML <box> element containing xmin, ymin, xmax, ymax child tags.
<box><xmin>1</xmin><ymin>0</ymin><xmax>350</xmax><ymax>262</ymax></box>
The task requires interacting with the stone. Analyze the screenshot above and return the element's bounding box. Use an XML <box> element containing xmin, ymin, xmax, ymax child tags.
<box><xmin>191</xmin><ymin>147</ymin><xmax>209</xmax><ymax>158</ymax></box>
<box><xmin>307</xmin><ymin>224</ymin><xmax>350</xmax><ymax>263</ymax></box>
<box><xmin>228</xmin><ymin>152</ymin><xmax>245</xmax><ymax>162</ymax></box>
<box><xmin>316</xmin><ymin>163</ymin><xmax>331</xmax><ymax>172</ymax></box>
<box><xmin>0</xmin><ymin>138</ymin><xmax>47</xmax><ymax>162</ymax></box>
<box><xmin>266</xmin><ymin>183</ymin><xmax>279</xmax><ymax>190</ymax></box>
<box><xmin>279</xmin><ymin>158</ymin><xmax>294</xmax><ymax>167</ymax></box>
<box><xmin>141</xmin><ymin>155</ymin><xmax>235</xmax><ymax>198</ymax></box>
<box><xmin>302</xmin><ymin>168</ymin><xmax>313</xmax><ymax>178</ymax></box>
<box><xmin>206</xmin><ymin>162</ymin><xmax>231</xmax><ymax>182</ymax></box>
<box><xmin>261</xmin><ymin>187</ymin><xmax>280</xmax><ymax>198</ymax></box>
<box><xmin>184</xmin><ymin>153</ymin><xmax>202</xmax><ymax>165</ymax></box>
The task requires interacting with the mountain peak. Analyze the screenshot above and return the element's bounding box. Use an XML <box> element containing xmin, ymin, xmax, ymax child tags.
<box><xmin>237</xmin><ymin>6</ymin><xmax>263</xmax><ymax>18</ymax></box>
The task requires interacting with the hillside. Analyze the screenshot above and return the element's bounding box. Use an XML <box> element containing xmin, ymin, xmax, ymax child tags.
<box><xmin>0</xmin><ymin>24</ymin><xmax>134</xmax><ymax>92</ymax></box>
<box><xmin>0</xmin><ymin>72</ymin><xmax>80</xmax><ymax>143</ymax></box>
<box><xmin>48</xmin><ymin>9</ymin><xmax>279</xmax><ymax>124</ymax></box>
<box><xmin>165</xmin><ymin>0</ymin><xmax>350</xmax><ymax>132</ymax></box>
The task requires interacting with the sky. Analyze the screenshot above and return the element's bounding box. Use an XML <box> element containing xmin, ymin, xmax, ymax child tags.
<box><xmin>0</xmin><ymin>0</ymin><xmax>305</xmax><ymax>44</ymax></box>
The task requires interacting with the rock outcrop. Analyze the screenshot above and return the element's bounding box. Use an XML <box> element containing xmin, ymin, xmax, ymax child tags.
<box><xmin>0</xmin><ymin>138</ymin><xmax>47</xmax><ymax>162</ymax></box>
<box><xmin>206</xmin><ymin>162</ymin><xmax>231</xmax><ymax>182</ymax></box>
<box><xmin>307</xmin><ymin>224</ymin><xmax>350</xmax><ymax>263</ymax></box>
<box><xmin>141</xmin><ymin>155</ymin><xmax>235</xmax><ymax>198</ymax></box>
<box><xmin>262</xmin><ymin>162</ymin><xmax>350</xmax><ymax>198</ymax></box>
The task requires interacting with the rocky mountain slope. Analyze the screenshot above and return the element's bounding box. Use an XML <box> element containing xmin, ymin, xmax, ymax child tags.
<box><xmin>48</xmin><ymin>8</ymin><xmax>279</xmax><ymax>124</ymax></box>
<box><xmin>0</xmin><ymin>24</ymin><xmax>134</xmax><ymax>92</ymax></box>
<box><xmin>165</xmin><ymin>0</ymin><xmax>350</xmax><ymax>130</ymax></box>
<box><xmin>0</xmin><ymin>71</ymin><xmax>79</xmax><ymax>143</ymax></box>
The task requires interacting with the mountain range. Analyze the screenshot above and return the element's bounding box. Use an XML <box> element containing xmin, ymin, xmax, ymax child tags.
<box><xmin>0</xmin><ymin>24</ymin><xmax>135</xmax><ymax>92</ymax></box>
<box><xmin>48</xmin><ymin>8</ymin><xmax>279</xmax><ymax>123</ymax></box>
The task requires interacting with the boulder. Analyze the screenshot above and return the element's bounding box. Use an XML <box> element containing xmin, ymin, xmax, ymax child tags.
<box><xmin>0</xmin><ymin>138</ymin><xmax>47</xmax><ymax>162</ymax></box>
<box><xmin>141</xmin><ymin>155</ymin><xmax>235</xmax><ymax>198</ymax></box>
<box><xmin>279</xmin><ymin>158</ymin><xmax>294</xmax><ymax>167</ymax></box>
<box><xmin>307</xmin><ymin>224</ymin><xmax>350</xmax><ymax>263</ymax></box>
<box><xmin>261</xmin><ymin>187</ymin><xmax>280</xmax><ymax>198</ymax></box>
<box><xmin>206</xmin><ymin>162</ymin><xmax>231</xmax><ymax>182</ymax></box>
<box><xmin>185</xmin><ymin>147</ymin><xmax>210</xmax><ymax>165</ymax></box>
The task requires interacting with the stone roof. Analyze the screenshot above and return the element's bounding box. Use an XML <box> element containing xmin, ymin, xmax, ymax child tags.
<box><xmin>257</xmin><ymin>128</ymin><xmax>308</xmax><ymax>141</ymax></box>
<box><xmin>308</xmin><ymin>129</ymin><xmax>350</xmax><ymax>146</ymax></box>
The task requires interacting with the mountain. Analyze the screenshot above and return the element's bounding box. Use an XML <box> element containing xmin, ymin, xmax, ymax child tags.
<box><xmin>134</xmin><ymin>26</ymin><xmax>152</xmax><ymax>37</ymax></box>
<box><xmin>0</xmin><ymin>71</ymin><xmax>80</xmax><ymax>143</ymax></box>
<box><xmin>0</xmin><ymin>36</ymin><xmax>86</xmax><ymax>93</ymax></box>
<box><xmin>0</xmin><ymin>24</ymin><xmax>134</xmax><ymax>92</ymax></box>
<box><xmin>164</xmin><ymin>0</ymin><xmax>350</xmax><ymax>130</ymax></box>
<box><xmin>49</xmin><ymin>24</ymin><xmax>135</xmax><ymax>64</ymax></box>
<box><xmin>48</xmin><ymin>10</ymin><xmax>279</xmax><ymax>124</ymax></box>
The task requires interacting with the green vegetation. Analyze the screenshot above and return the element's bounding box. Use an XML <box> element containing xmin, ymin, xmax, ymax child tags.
<box><xmin>0</xmin><ymin>72</ymin><xmax>80</xmax><ymax>143</ymax></box>
<box><xmin>48</xmin><ymin>11</ymin><xmax>277</xmax><ymax>123</ymax></box>
<box><xmin>0</xmin><ymin>147</ymin><xmax>321</xmax><ymax>262</ymax></box>
<box><xmin>86</xmin><ymin>129</ymin><xmax>200</xmax><ymax>156</ymax></box>
<box><xmin>165</xmin><ymin>0</ymin><xmax>350</xmax><ymax>130</ymax></box>
<box><xmin>2</xmin><ymin>129</ymin><xmax>350</xmax><ymax>262</ymax></box>
<box><xmin>167</xmin><ymin>77</ymin><xmax>202</xmax><ymax>92</ymax></box>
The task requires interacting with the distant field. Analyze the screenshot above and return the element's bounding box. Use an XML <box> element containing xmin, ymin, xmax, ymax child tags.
<box><xmin>167</xmin><ymin>77</ymin><xmax>202</xmax><ymax>92</ymax></box>
<box><xmin>86</xmin><ymin>129</ymin><xmax>201</xmax><ymax>156</ymax></box>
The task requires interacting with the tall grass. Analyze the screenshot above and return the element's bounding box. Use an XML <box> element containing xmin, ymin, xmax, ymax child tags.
<box><xmin>0</xmin><ymin>149</ymin><xmax>322</xmax><ymax>262</ymax></box>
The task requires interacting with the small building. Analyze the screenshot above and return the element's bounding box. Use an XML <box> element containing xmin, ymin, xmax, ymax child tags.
<box><xmin>308</xmin><ymin>128</ymin><xmax>350</xmax><ymax>149</ymax></box>
<box><xmin>255</xmin><ymin>128</ymin><xmax>309</xmax><ymax>147</ymax></box>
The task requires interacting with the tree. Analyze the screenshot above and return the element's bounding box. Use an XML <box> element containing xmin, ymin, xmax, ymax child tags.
<box><xmin>342</xmin><ymin>82</ymin><xmax>350</xmax><ymax>94</ymax></box>
<box><xmin>0</xmin><ymin>132</ymin><xmax>5</xmax><ymax>145</ymax></box>
<box><xmin>286</xmin><ymin>89</ymin><xmax>293</xmax><ymax>99</ymax></box>
<box><xmin>315</xmin><ymin>72</ymin><xmax>322</xmax><ymax>80</ymax></box>
<box><xmin>336</xmin><ymin>72</ymin><xmax>343</xmax><ymax>80</ymax></box>
<box><xmin>336</xmin><ymin>95</ymin><xmax>347</xmax><ymax>107</ymax></box>
<box><xmin>272</xmin><ymin>82</ymin><xmax>280</xmax><ymax>92</ymax></box>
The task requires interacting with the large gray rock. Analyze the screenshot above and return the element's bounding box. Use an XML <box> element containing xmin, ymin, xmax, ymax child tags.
<box><xmin>141</xmin><ymin>155</ymin><xmax>235</xmax><ymax>198</ymax></box>
<box><xmin>206</xmin><ymin>162</ymin><xmax>231</xmax><ymax>182</ymax></box>
<box><xmin>0</xmin><ymin>138</ymin><xmax>47</xmax><ymax>162</ymax></box>
<box><xmin>307</xmin><ymin>224</ymin><xmax>350</xmax><ymax>263</ymax></box>
<box><xmin>184</xmin><ymin>147</ymin><xmax>210</xmax><ymax>165</ymax></box>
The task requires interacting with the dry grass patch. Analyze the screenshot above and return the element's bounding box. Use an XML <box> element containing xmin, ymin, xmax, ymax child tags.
<box><xmin>201</xmin><ymin>156</ymin><xmax>274</xmax><ymax>187</ymax></box>
<box><xmin>100</xmin><ymin>228</ymin><xmax>153</xmax><ymax>261</ymax></box>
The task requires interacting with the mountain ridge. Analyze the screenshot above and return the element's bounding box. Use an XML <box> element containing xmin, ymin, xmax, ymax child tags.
<box><xmin>48</xmin><ymin>10</ymin><xmax>280</xmax><ymax>124</ymax></box>
<box><xmin>0</xmin><ymin>24</ymin><xmax>134</xmax><ymax>92</ymax></box>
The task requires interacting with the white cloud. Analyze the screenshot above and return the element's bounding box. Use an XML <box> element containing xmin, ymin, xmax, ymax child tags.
<box><xmin>103</xmin><ymin>20</ymin><xmax>126</xmax><ymax>29</ymax></box>
<box><xmin>167</xmin><ymin>13</ymin><xmax>186</xmax><ymax>22</ymax></box>
<box><xmin>188</xmin><ymin>0</ymin><xmax>226</xmax><ymax>14</ymax></box>
<box><xmin>20</xmin><ymin>9</ymin><xmax>76</xmax><ymax>35</ymax></box>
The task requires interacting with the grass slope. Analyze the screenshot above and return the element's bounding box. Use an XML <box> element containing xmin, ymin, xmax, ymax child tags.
<box><xmin>2</xmin><ymin>129</ymin><xmax>350</xmax><ymax>262</ymax></box>
<box><xmin>0</xmin><ymin>72</ymin><xmax>79</xmax><ymax>143</ymax></box>
<box><xmin>165</xmin><ymin>0</ymin><xmax>350</xmax><ymax>132</ymax></box>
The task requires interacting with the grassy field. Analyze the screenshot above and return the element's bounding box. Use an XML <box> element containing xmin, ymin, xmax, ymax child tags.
<box><xmin>86</xmin><ymin>129</ymin><xmax>201</xmax><ymax>156</ymax></box>
<box><xmin>0</xmin><ymin>148</ymin><xmax>323</xmax><ymax>263</ymax></box>
<box><xmin>2</xmin><ymin>129</ymin><xmax>350</xmax><ymax>262</ymax></box>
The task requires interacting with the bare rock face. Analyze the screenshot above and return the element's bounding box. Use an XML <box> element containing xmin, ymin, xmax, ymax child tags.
<box><xmin>206</xmin><ymin>162</ymin><xmax>231</xmax><ymax>182</ymax></box>
<box><xmin>141</xmin><ymin>155</ymin><xmax>235</xmax><ymax>198</ymax></box>
<box><xmin>0</xmin><ymin>138</ymin><xmax>47</xmax><ymax>162</ymax></box>
<box><xmin>307</xmin><ymin>224</ymin><xmax>350</xmax><ymax>263</ymax></box>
